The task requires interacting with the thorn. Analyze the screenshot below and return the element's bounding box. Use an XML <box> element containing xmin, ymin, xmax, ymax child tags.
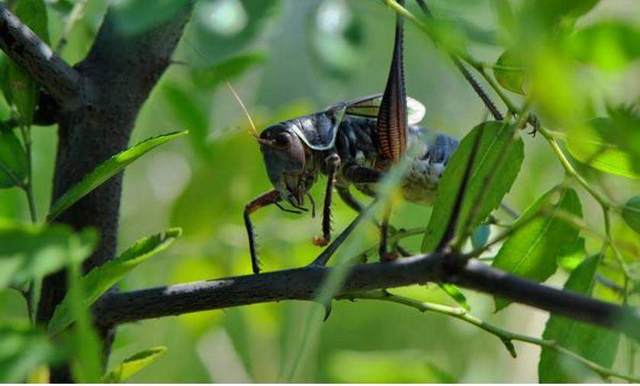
<box><xmin>323</xmin><ymin>302</ymin><xmax>333</xmax><ymax>322</ymax></box>
<box><xmin>502</xmin><ymin>338</ymin><xmax>517</xmax><ymax>358</ymax></box>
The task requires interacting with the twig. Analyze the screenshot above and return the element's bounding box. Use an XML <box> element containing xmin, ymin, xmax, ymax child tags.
<box><xmin>412</xmin><ymin>0</ymin><xmax>503</xmax><ymax>121</ymax></box>
<box><xmin>347</xmin><ymin>290</ymin><xmax>640</xmax><ymax>383</ymax></box>
<box><xmin>0</xmin><ymin>4</ymin><xmax>80</xmax><ymax>105</ymax></box>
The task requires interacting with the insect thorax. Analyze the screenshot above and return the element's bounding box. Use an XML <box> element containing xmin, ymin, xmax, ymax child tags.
<box><xmin>326</xmin><ymin>116</ymin><xmax>458</xmax><ymax>205</ymax></box>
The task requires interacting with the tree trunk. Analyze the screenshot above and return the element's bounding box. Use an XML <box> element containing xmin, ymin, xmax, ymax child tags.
<box><xmin>34</xmin><ymin>4</ymin><xmax>193</xmax><ymax>382</ymax></box>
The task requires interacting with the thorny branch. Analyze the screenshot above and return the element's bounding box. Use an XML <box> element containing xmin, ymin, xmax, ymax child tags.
<box><xmin>93</xmin><ymin>248</ymin><xmax>640</xmax><ymax>342</ymax></box>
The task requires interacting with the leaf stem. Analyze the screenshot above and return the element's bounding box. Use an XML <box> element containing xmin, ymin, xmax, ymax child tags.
<box><xmin>346</xmin><ymin>290</ymin><xmax>640</xmax><ymax>383</ymax></box>
<box><xmin>19</xmin><ymin>125</ymin><xmax>37</xmax><ymax>223</ymax></box>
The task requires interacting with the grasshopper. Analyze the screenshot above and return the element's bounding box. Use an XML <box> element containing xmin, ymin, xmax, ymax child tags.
<box><xmin>244</xmin><ymin>1</ymin><xmax>458</xmax><ymax>274</ymax></box>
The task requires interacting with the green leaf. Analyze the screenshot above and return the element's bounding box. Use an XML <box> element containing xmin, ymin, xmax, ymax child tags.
<box><xmin>0</xmin><ymin>322</ymin><xmax>55</xmax><ymax>383</ymax></box>
<box><xmin>566</xmin><ymin>118</ymin><xmax>640</xmax><ymax>179</ymax></box>
<box><xmin>471</xmin><ymin>223</ymin><xmax>491</xmax><ymax>250</ymax></box>
<box><xmin>6</xmin><ymin>0</ymin><xmax>49</xmax><ymax>125</ymax></box>
<box><xmin>49</xmin><ymin>228</ymin><xmax>182</xmax><ymax>335</ymax></box>
<box><xmin>493</xmin><ymin>187</ymin><xmax>582</xmax><ymax>311</ymax></box>
<box><xmin>191</xmin><ymin>52</ymin><xmax>266</xmax><ymax>89</ymax></box>
<box><xmin>538</xmin><ymin>255</ymin><xmax>620</xmax><ymax>382</ymax></box>
<box><xmin>557</xmin><ymin>237</ymin><xmax>586</xmax><ymax>271</ymax></box>
<box><xmin>327</xmin><ymin>350</ymin><xmax>456</xmax><ymax>383</ymax></box>
<box><xmin>494</xmin><ymin>50</ymin><xmax>526</xmax><ymax>95</ymax></box>
<box><xmin>102</xmin><ymin>346</ymin><xmax>167</xmax><ymax>383</ymax></box>
<box><xmin>0</xmin><ymin>129</ymin><xmax>27</xmax><ymax>188</ymax></box>
<box><xmin>568</xmin><ymin>21</ymin><xmax>640</xmax><ymax>71</ymax></box>
<box><xmin>438</xmin><ymin>283</ymin><xmax>470</xmax><ymax>311</ymax></box>
<box><xmin>66</xmin><ymin>260</ymin><xmax>102</xmax><ymax>382</ymax></box>
<box><xmin>422</xmin><ymin>121</ymin><xmax>524</xmax><ymax>252</ymax></box>
<box><xmin>521</xmin><ymin>0</ymin><xmax>599</xmax><ymax>27</ymax></box>
<box><xmin>47</xmin><ymin>131</ymin><xmax>188</xmax><ymax>221</ymax></box>
<box><xmin>0</xmin><ymin>220</ymin><xmax>96</xmax><ymax>289</ymax></box>
<box><xmin>622</xmin><ymin>196</ymin><xmax>640</xmax><ymax>234</ymax></box>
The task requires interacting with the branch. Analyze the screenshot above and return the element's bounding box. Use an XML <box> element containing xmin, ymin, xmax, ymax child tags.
<box><xmin>350</xmin><ymin>290</ymin><xmax>640</xmax><ymax>383</ymax></box>
<box><xmin>93</xmin><ymin>253</ymin><xmax>640</xmax><ymax>343</ymax></box>
<box><xmin>411</xmin><ymin>0</ymin><xmax>503</xmax><ymax>120</ymax></box>
<box><xmin>0</xmin><ymin>4</ymin><xmax>80</xmax><ymax>105</ymax></box>
<box><xmin>35</xmin><ymin>3</ymin><xmax>193</xmax><ymax>381</ymax></box>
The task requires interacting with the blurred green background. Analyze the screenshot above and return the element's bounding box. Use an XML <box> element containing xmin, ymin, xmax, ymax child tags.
<box><xmin>1</xmin><ymin>0</ymin><xmax>640</xmax><ymax>382</ymax></box>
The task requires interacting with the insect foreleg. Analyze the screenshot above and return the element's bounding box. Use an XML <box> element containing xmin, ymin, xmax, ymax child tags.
<box><xmin>244</xmin><ymin>189</ymin><xmax>281</xmax><ymax>274</ymax></box>
<box><xmin>313</xmin><ymin>153</ymin><xmax>341</xmax><ymax>246</ymax></box>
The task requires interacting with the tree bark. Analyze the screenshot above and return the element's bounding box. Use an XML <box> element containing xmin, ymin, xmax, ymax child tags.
<box><xmin>19</xmin><ymin>3</ymin><xmax>194</xmax><ymax>382</ymax></box>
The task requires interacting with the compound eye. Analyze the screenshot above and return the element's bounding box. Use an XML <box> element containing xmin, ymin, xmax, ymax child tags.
<box><xmin>273</xmin><ymin>132</ymin><xmax>292</xmax><ymax>147</ymax></box>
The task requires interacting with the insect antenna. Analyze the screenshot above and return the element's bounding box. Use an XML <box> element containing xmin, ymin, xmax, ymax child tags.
<box><xmin>225</xmin><ymin>81</ymin><xmax>260</xmax><ymax>139</ymax></box>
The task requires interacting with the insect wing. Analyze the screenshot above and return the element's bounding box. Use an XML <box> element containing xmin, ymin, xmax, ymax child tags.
<box><xmin>343</xmin><ymin>93</ymin><xmax>383</xmax><ymax>119</ymax></box>
<box><xmin>342</xmin><ymin>94</ymin><xmax>425</xmax><ymax>126</ymax></box>
<box><xmin>406</xmin><ymin>96</ymin><xmax>426</xmax><ymax>125</ymax></box>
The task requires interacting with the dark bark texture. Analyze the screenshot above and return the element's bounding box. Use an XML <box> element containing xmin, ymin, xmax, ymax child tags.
<box><xmin>0</xmin><ymin>2</ymin><xmax>194</xmax><ymax>382</ymax></box>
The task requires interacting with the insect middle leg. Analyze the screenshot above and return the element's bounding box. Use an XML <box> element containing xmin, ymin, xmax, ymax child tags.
<box><xmin>343</xmin><ymin>164</ymin><xmax>400</xmax><ymax>261</ymax></box>
<box><xmin>378</xmin><ymin>202</ymin><xmax>399</xmax><ymax>261</ymax></box>
<box><xmin>244</xmin><ymin>189</ymin><xmax>281</xmax><ymax>274</ymax></box>
<box><xmin>313</xmin><ymin>153</ymin><xmax>341</xmax><ymax>246</ymax></box>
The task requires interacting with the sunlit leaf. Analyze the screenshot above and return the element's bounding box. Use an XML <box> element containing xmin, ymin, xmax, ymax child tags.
<box><xmin>622</xmin><ymin>196</ymin><xmax>640</xmax><ymax>235</ymax></box>
<box><xmin>528</xmin><ymin>48</ymin><xmax>586</xmax><ymax>128</ymax></box>
<box><xmin>327</xmin><ymin>350</ymin><xmax>456</xmax><ymax>383</ymax></box>
<box><xmin>27</xmin><ymin>365</ymin><xmax>50</xmax><ymax>383</ymax></box>
<box><xmin>557</xmin><ymin>237</ymin><xmax>586</xmax><ymax>271</ymax></box>
<box><xmin>521</xmin><ymin>0</ymin><xmax>599</xmax><ymax>27</ymax></box>
<box><xmin>6</xmin><ymin>0</ymin><xmax>49</xmax><ymax>125</ymax></box>
<box><xmin>438</xmin><ymin>283</ymin><xmax>470</xmax><ymax>311</ymax></box>
<box><xmin>494</xmin><ymin>49</ymin><xmax>526</xmax><ymax>95</ymax></box>
<box><xmin>0</xmin><ymin>221</ymin><xmax>96</xmax><ymax>289</ymax></box>
<box><xmin>66</xmin><ymin>260</ymin><xmax>102</xmax><ymax>382</ymax></box>
<box><xmin>568</xmin><ymin>21</ymin><xmax>640</xmax><ymax>70</ymax></box>
<box><xmin>0</xmin><ymin>130</ymin><xmax>27</xmax><ymax>188</ymax></box>
<box><xmin>538</xmin><ymin>255</ymin><xmax>619</xmax><ymax>382</ymax></box>
<box><xmin>102</xmin><ymin>346</ymin><xmax>167</xmax><ymax>383</ymax></box>
<box><xmin>566</xmin><ymin>118</ymin><xmax>640</xmax><ymax>179</ymax></box>
<box><xmin>422</xmin><ymin>121</ymin><xmax>524</xmax><ymax>252</ymax></box>
<box><xmin>493</xmin><ymin>187</ymin><xmax>582</xmax><ymax>311</ymax></box>
<box><xmin>48</xmin><ymin>131</ymin><xmax>188</xmax><ymax>221</ymax></box>
<box><xmin>48</xmin><ymin>228</ymin><xmax>182</xmax><ymax>335</ymax></box>
<box><xmin>0</xmin><ymin>322</ymin><xmax>55</xmax><ymax>383</ymax></box>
